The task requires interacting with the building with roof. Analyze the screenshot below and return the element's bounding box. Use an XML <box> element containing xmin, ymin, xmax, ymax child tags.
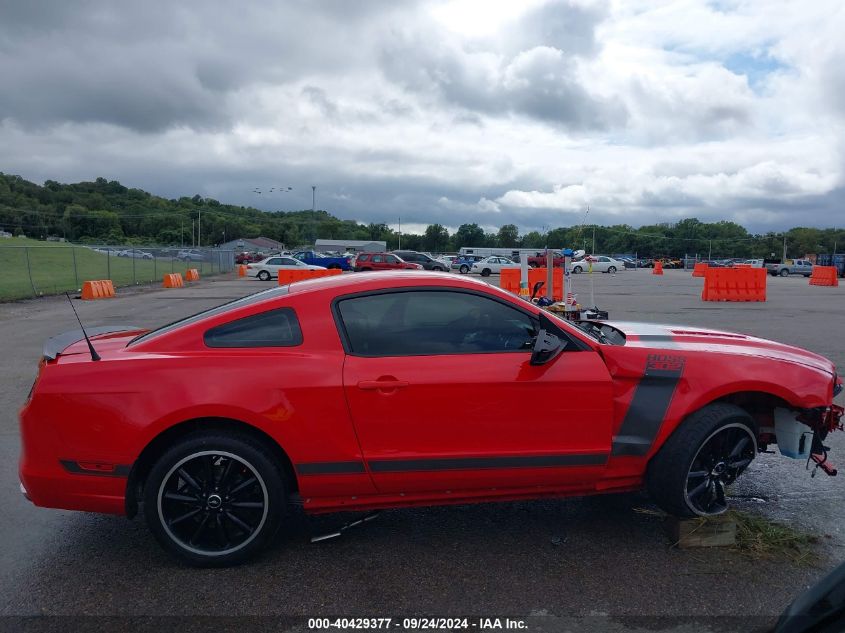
<box><xmin>218</xmin><ymin>236</ymin><xmax>286</xmax><ymax>252</ymax></box>
<box><xmin>314</xmin><ymin>239</ymin><xmax>386</xmax><ymax>253</ymax></box>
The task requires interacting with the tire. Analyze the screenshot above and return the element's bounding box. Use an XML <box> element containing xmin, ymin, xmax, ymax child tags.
<box><xmin>143</xmin><ymin>431</ymin><xmax>286</xmax><ymax>567</ymax></box>
<box><xmin>433</xmin><ymin>266</ymin><xmax>445</xmax><ymax>271</ymax></box>
<box><xmin>327</xmin><ymin>264</ymin><xmax>340</xmax><ymax>270</ymax></box>
<box><xmin>257</xmin><ymin>270</ymin><xmax>271</xmax><ymax>281</ymax></box>
<box><xmin>647</xmin><ymin>403</ymin><xmax>757</xmax><ymax>518</ymax></box>
<box><xmin>607</xmin><ymin>266</ymin><xmax>617</xmax><ymax>273</ymax></box>
<box><xmin>459</xmin><ymin>265</ymin><xmax>469</xmax><ymax>274</ymax></box>
<box><xmin>572</xmin><ymin>266</ymin><xmax>583</xmax><ymax>274</ymax></box>
<box><xmin>779</xmin><ymin>268</ymin><xmax>789</xmax><ymax>277</ymax></box>
<box><xmin>481</xmin><ymin>268</ymin><xmax>491</xmax><ymax>277</ymax></box>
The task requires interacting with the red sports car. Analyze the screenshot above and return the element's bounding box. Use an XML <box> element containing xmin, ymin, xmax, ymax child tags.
<box><xmin>19</xmin><ymin>272</ymin><xmax>842</xmax><ymax>565</ymax></box>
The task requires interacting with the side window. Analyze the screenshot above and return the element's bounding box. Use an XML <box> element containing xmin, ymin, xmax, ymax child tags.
<box><xmin>372</xmin><ymin>255</ymin><xmax>384</xmax><ymax>263</ymax></box>
<box><xmin>266</xmin><ymin>258</ymin><xmax>283</xmax><ymax>265</ymax></box>
<box><xmin>386</xmin><ymin>255</ymin><xmax>400</xmax><ymax>264</ymax></box>
<box><xmin>280</xmin><ymin>258</ymin><xmax>299</xmax><ymax>266</ymax></box>
<box><xmin>204</xmin><ymin>308</ymin><xmax>303</xmax><ymax>348</ymax></box>
<box><xmin>358</xmin><ymin>254</ymin><xmax>370</xmax><ymax>262</ymax></box>
<box><xmin>337</xmin><ymin>291</ymin><xmax>538</xmax><ymax>357</ymax></box>
<box><xmin>599</xmin><ymin>257</ymin><xmax>610</xmax><ymax>262</ymax></box>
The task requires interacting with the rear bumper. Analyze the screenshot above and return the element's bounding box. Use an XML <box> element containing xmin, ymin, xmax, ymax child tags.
<box><xmin>19</xmin><ymin>403</ymin><xmax>128</xmax><ymax>516</ymax></box>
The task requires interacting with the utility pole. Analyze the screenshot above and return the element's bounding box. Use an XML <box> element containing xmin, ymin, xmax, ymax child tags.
<box><xmin>191</xmin><ymin>220</ymin><xmax>195</xmax><ymax>247</ymax></box>
<box><xmin>398</xmin><ymin>217</ymin><xmax>402</xmax><ymax>250</ymax></box>
<box><xmin>782</xmin><ymin>234</ymin><xmax>787</xmax><ymax>262</ymax></box>
<box><xmin>198</xmin><ymin>209</ymin><xmax>202</xmax><ymax>247</ymax></box>
<box><xmin>708</xmin><ymin>239</ymin><xmax>712</xmax><ymax>260</ymax></box>
<box><xmin>592</xmin><ymin>226</ymin><xmax>596</xmax><ymax>254</ymax></box>
<box><xmin>181</xmin><ymin>218</ymin><xmax>184</xmax><ymax>247</ymax></box>
<box><xmin>312</xmin><ymin>185</ymin><xmax>316</xmax><ymax>212</ymax></box>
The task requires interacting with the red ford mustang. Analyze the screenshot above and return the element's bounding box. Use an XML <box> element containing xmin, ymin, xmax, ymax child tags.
<box><xmin>19</xmin><ymin>272</ymin><xmax>843</xmax><ymax>565</ymax></box>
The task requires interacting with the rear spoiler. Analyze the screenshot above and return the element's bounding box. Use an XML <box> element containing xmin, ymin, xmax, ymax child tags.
<box><xmin>43</xmin><ymin>326</ymin><xmax>140</xmax><ymax>361</ymax></box>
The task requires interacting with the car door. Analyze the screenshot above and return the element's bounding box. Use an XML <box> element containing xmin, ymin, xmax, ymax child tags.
<box><xmin>370</xmin><ymin>254</ymin><xmax>386</xmax><ymax>270</ymax></box>
<box><xmin>336</xmin><ymin>289</ymin><xmax>614</xmax><ymax>494</ymax></box>
<box><xmin>384</xmin><ymin>254</ymin><xmax>403</xmax><ymax>269</ymax></box>
<box><xmin>263</xmin><ymin>257</ymin><xmax>285</xmax><ymax>276</ymax></box>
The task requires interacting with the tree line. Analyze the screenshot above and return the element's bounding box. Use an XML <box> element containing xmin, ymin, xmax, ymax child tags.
<box><xmin>1</xmin><ymin>173</ymin><xmax>842</xmax><ymax>258</ymax></box>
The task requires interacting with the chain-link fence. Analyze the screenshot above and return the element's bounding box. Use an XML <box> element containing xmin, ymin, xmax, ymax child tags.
<box><xmin>0</xmin><ymin>244</ymin><xmax>236</xmax><ymax>301</ymax></box>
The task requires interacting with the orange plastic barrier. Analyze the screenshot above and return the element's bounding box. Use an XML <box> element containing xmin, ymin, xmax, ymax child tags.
<box><xmin>652</xmin><ymin>261</ymin><xmax>664</xmax><ymax>275</ymax></box>
<box><xmin>163</xmin><ymin>273</ymin><xmax>184</xmax><ymax>288</ymax></box>
<box><xmin>185</xmin><ymin>268</ymin><xmax>200</xmax><ymax>282</ymax></box>
<box><xmin>692</xmin><ymin>262</ymin><xmax>708</xmax><ymax>278</ymax></box>
<box><xmin>701</xmin><ymin>267</ymin><xmax>766</xmax><ymax>302</ymax></box>
<box><xmin>238</xmin><ymin>265</ymin><xmax>247</xmax><ymax>277</ymax></box>
<box><xmin>809</xmin><ymin>266</ymin><xmax>839</xmax><ymax>287</ymax></box>
<box><xmin>499</xmin><ymin>267</ymin><xmax>563</xmax><ymax>300</ymax></box>
<box><xmin>278</xmin><ymin>268</ymin><xmax>345</xmax><ymax>285</ymax></box>
<box><xmin>81</xmin><ymin>280</ymin><xmax>115</xmax><ymax>300</ymax></box>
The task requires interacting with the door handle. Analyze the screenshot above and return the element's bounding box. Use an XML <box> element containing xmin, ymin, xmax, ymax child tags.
<box><xmin>357</xmin><ymin>379</ymin><xmax>409</xmax><ymax>391</ymax></box>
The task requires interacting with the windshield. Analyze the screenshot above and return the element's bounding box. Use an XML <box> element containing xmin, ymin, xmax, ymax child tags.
<box><xmin>129</xmin><ymin>286</ymin><xmax>290</xmax><ymax>345</ymax></box>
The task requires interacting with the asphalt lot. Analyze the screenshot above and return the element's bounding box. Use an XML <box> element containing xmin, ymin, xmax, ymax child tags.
<box><xmin>0</xmin><ymin>269</ymin><xmax>843</xmax><ymax>631</ymax></box>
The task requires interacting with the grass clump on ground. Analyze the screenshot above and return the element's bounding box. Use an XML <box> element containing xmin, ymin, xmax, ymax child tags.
<box><xmin>729</xmin><ymin>510</ymin><xmax>819</xmax><ymax>564</ymax></box>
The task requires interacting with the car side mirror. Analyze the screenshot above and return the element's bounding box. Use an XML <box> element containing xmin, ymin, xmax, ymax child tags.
<box><xmin>531</xmin><ymin>329</ymin><xmax>566</xmax><ymax>365</ymax></box>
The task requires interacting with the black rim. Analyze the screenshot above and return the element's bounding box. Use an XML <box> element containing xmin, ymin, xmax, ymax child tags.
<box><xmin>685</xmin><ymin>424</ymin><xmax>756</xmax><ymax>516</ymax></box>
<box><xmin>157</xmin><ymin>451</ymin><xmax>268</xmax><ymax>556</ymax></box>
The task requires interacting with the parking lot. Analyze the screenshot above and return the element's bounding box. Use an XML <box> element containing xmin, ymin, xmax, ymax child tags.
<box><xmin>1</xmin><ymin>269</ymin><xmax>843</xmax><ymax>630</ymax></box>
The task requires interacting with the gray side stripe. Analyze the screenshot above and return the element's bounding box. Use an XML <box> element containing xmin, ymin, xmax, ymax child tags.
<box><xmin>296</xmin><ymin>461</ymin><xmax>366</xmax><ymax>475</ymax></box>
<box><xmin>368</xmin><ymin>453</ymin><xmax>607</xmax><ymax>473</ymax></box>
<box><xmin>611</xmin><ymin>368</ymin><xmax>683</xmax><ymax>456</ymax></box>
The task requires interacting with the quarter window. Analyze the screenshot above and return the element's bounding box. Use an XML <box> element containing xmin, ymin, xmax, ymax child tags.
<box><xmin>204</xmin><ymin>308</ymin><xmax>303</xmax><ymax>348</ymax></box>
<box><xmin>337</xmin><ymin>291</ymin><xmax>537</xmax><ymax>357</ymax></box>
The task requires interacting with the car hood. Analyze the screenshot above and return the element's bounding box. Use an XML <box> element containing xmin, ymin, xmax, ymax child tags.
<box><xmin>603</xmin><ymin>320</ymin><xmax>835</xmax><ymax>375</ymax></box>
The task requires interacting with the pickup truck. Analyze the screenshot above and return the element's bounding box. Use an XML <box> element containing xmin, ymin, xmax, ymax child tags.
<box><xmin>766</xmin><ymin>259</ymin><xmax>814</xmax><ymax>277</ymax></box>
<box><xmin>293</xmin><ymin>250</ymin><xmax>353</xmax><ymax>270</ymax></box>
<box><xmin>527</xmin><ymin>252</ymin><xmax>566</xmax><ymax>267</ymax></box>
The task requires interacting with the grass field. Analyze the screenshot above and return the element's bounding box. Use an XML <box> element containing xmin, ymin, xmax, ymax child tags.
<box><xmin>0</xmin><ymin>238</ymin><xmax>233</xmax><ymax>300</ymax></box>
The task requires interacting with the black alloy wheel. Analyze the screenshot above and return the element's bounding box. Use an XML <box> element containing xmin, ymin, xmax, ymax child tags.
<box><xmin>144</xmin><ymin>433</ymin><xmax>285</xmax><ymax>566</ymax></box>
<box><xmin>684</xmin><ymin>423</ymin><xmax>756</xmax><ymax>515</ymax></box>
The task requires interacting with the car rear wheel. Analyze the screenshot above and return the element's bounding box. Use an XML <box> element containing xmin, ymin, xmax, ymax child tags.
<box><xmin>607</xmin><ymin>266</ymin><xmax>617</xmax><ymax>273</ymax></box>
<box><xmin>647</xmin><ymin>403</ymin><xmax>757</xmax><ymax>518</ymax></box>
<box><xmin>143</xmin><ymin>432</ymin><xmax>286</xmax><ymax>566</ymax></box>
<box><xmin>459</xmin><ymin>265</ymin><xmax>469</xmax><ymax>274</ymax></box>
<box><xmin>572</xmin><ymin>266</ymin><xmax>583</xmax><ymax>274</ymax></box>
<box><xmin>779</xmin><ymin>268</ymin><xmax>789</xmax><ymax>277</ymax></box>
<box><xmin>257</xmin><ymin>270</ymin><xmax>271</xmax><ymax>281</ymax></box>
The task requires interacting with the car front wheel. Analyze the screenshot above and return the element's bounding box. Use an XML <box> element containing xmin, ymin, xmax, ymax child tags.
<box><xmin>779</xmin><ymin>269</ymin><xmax>789</xmax><ymax>277</ymax></box>
<box><xmin>572</xmin><ymin>266</ymin><xmax>582</xmax><ymax>274</ymax></box>
<box><xmin>607</xmin><ymin>266</ymin><xmax>617</xmax><ymax>273</ymax></box>
<box><xmin>647</xmin><ymin>403</ymin><xmax>756</xmax><ymax>518</ymax></box>
<box><xmin>143</xmin><ymin>431</ymin><xmax>286</xmax><ymax>566</ymax></box>
<box><xmin>481</xmin><ymin>268</ymin><xmax>491</xmax><ymax>277</ymax></box>
<box><xmin>459</xmin><ymin>265</ymin><xmax>469</xmax><ymax>274</ymax></box>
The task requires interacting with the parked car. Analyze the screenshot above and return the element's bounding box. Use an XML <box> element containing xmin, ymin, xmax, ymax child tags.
<box><xmin>247</xmin><ymin>256</ymin><xmax>326</xmax><ymax>281</ymax></box>
<box><xmin>451</xmin><ymin>255</ymin><xmax>485</xmax><ymax>274</ymax></box>
<box><xmin>470</xmin><ymin>256</ymin><xmax>517</xmax><ymax>276</ymax></box>
<box><xmin>741</xmin><ymin>259</ymin><xmax>765</xmax><ymax>268</ymax></box>
<box><xmin>353</xmin><ymin>253</ymin><xmax>423</xmax><ymax>271</ymax></box>
<box><xmin>766</xmin><ymin>259</ymin><xmax>814</xmax><ymax>277</ymax></box>
<box><xmin>20</xmin><ymin>273</ymin><xmax>842</xmax><ymax>565</ymax></box>
<box><xmin>177</xmin><ymin>249</ymin><xmax>204</xmax><ymax>262</ymax></box>
<box><xmin>235</xmin><ymin>252</ymin><xmax>265</xmax><ymax>265</ymax></box>
<box><xmin>570</xmin><ymin>256</ymin><xmax>624</xmax><ymax>274</ymax></box>
<box><xmin>392</xmin><ymin>250</ymin><xmax>449</xmax><ymax>271</ymax></box>
<box><xmin>292</xmin><ymin>251</ymin><xmax>353</xmax><ymax>271</ymax></box>
<box><xmin>115</xmin><ymin>250</ymin><xmax>154</xmax><ymax>260</ymax></box>
<box><xmin>526</xmin><ymin>252</ymin><xmax>566</xmax><ymax>268</ymax></box>
<box><xmin>617</xmin><ymin>257</ymin><xmax>637</xmax><ymax>269</ymax></box>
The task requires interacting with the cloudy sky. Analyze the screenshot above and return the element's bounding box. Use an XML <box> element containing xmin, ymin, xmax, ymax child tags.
<box><xmin>1</xmin><ymin>0</ymin><xmax>844</xmax><ymax>233</ymax></box>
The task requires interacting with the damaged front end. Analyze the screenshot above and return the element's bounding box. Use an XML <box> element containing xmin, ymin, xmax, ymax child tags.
<box><xmin>797</xmin><ymin>403</ymin><xmax>844</xmax><ymax>477</ymax></box>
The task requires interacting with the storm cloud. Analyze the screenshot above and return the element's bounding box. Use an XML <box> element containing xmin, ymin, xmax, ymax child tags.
<box><xmin>0</xmin><ymin>0</ymin><xmax>843</xmax><ymax>232</ymax></box>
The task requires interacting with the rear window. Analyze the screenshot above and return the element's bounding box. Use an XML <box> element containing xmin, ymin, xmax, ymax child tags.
<box><xmin>357</xmin><ymin>254</ymin><xmax>370</xmax><ymax>261</ymax></box>
<box><xmin>129</xmin><ymin>287</ymin><xmax>290</xmax><ymax>345</ymax></box>
<box><xmin>204</xmin><ymin>308</ymin><xmax>302</xmax><ymax>348</ymax></box>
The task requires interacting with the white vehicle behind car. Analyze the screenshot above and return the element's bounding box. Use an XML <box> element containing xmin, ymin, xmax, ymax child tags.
<box><xmin>569</xmin><ymin>256</ymin><xmax>624</xmax><ymax>274</ymax></box>
<box><xmin>248</xmin><ymin>256</ymin><xmax>326</xmax><ymax>281</ymax></box>
<box><xmin>470</xmin><ymin>256</ymin><xmax>517</xmax><ymax>277</ymax></box>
